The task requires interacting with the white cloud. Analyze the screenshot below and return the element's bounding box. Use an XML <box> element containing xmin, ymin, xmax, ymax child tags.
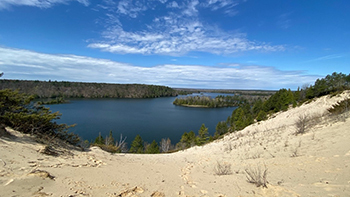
<box><xmin>202</xmin><ymin>0</ymin><xmax>239</xmax><ymax>16</ymax></box>
<box><xmin>89</xmin><ymin>17</ymin><xmax>285</xmax><ymax>56</ymax></box>
<box><xmin>167</xmin><ymin>1</ymin><xmax>179</xmax><ymax>8</ymax></box>
<box><xmin>0</xmin><ymin>47</ymin><xmax>319</xmax><ymax>89</ymax></box>
<box><xmin>76</xmin><ymin>0</ymin><xmax>89</xmax><ymax>6</ymax></box>
<box><xmin>182</xmin><ymin>0</ymin><xmax>199</xmax><ymax>16</ymax></box>
<box><xmin>0</xmin><ymin>0</ymin><xmax>89</xmax><ymax>9</ymax></box>
<box><xmin>205</xmin><ymin>0</ymin><xmax>238</xmax><ymax>10</ymax></box>
<box><xmin>117</xmin><ymin>0</ymin><xmax>147</xmax><ymax>18</ymax></box>
<box><xmin>159</xmin><ymin>0</ymin><xmax>168</xmax><ymax>4</ymax></box>
<box><xmin>90</xmin><ymin>0</ymin><xmax>284</xmax><ymax>56</ymax></box>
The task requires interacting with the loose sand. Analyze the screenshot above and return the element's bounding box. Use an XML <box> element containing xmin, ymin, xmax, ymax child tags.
<box><xmin>1</xmin><ymin>91</ymin><xmax>350</xmax><ymax>197</ymax></box>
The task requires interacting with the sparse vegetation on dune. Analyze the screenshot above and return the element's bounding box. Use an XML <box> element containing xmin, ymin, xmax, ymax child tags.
<box><xmin>214</xmin><ymin>161</ymin><xmax>232</xmax><ymax>176</ymax></box>
<box><xmin>245</xmin><ymin>164</ymin><xmax>268</xmax><ymax>188</ymax></box>
<box><xmin>328</xmin><ymin>98</ymin><xmax>350</xmax><ymax>115</ymax></box>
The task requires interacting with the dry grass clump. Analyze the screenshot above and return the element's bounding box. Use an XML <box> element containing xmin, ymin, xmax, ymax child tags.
<box><xmin>214</xmin><ymin>161</ymin><xmax>232</xmax><ymax>175</ymax></box>
<box><xmin>294</xmin><ymin>114</ymin><xmax>309</xmax><ymax>135</ymax></box>
<box><xmin>93</xmin><ymin>144</ymin><xmax>120</xmax><ymax>153</ymax></box>
<box><xmin>244</xmin><ymin>164</ymin><xmax>268</xmax><ymax>188</ymax></box>
<box><xmin>328</xmin><ymin>98</ymin><xmax>350</xmax><ymax>115</ymax></box>
<box><xmin>328</xmin><ymin>98</ymin><xmax>350</xmax><ymax>122</ymax></box>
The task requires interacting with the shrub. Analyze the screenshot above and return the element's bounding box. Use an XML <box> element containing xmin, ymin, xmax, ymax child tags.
<box><xmin>214</xmin><ymin>161</ymin><xmax>232</xmax><ymax>175</ymax></box>
<box><xmin>294</xmin><ymin>115</ymin><xmax>309</xmax><ymax>135</ymax></box>
<box><xmin>245</xmin><ymin>164</ymin><xmax>268</xmax><ymax>188</ymax></box>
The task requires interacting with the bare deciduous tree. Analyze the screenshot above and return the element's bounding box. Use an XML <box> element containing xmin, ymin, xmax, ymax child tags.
<box><xmin>160</xmin><ymin>138</ymin><xmax>171</xmax><ymax>153</ymax></box>
<box><xmin>115</xmin><ymin>134</ymin><xmax>128</xmax><ymax>152</ymax></box>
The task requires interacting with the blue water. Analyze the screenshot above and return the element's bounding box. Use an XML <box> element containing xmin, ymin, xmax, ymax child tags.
<box><xmin>48</xmin><ymin>94</ymin><xmax>236</xmax><ymax>145</ymax></box>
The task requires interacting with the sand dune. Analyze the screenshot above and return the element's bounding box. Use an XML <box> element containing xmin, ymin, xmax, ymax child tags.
<box><xmin>1</xmin><ymin>91</ymin><xmax>350</xmax><ymax>197</ymax></box>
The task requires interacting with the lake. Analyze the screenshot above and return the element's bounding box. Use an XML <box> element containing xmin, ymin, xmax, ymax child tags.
<box><xmin>48</xmin><ymin>93</ymin><xmax>236</xmax><ymax>145</ymax></box>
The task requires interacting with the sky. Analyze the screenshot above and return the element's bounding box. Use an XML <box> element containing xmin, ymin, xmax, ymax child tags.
<box><xmin>0</xmin><ymin>0</ymin><xmax>349</xmax><ymax>90</ymax></box>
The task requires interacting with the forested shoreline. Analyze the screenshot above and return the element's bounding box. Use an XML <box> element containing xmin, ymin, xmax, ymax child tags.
<box><xmin>173</xmin><ymin>94</ymin><xmax>271</xmax><ymax>108</ymax></box>
<box><xmin>0</xmin><ymin>79</ymin><xmax>177</xmax><ymax>99</ymax></box>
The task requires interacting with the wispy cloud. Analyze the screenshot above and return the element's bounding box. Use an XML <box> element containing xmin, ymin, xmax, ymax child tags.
<box><xmin>202</xmin><ymin>0</ymin><xmax>239</xmax><ymax>16</ymax></box>
<box><xmin>116</xmin><ymin>0</ymin><xmax>147</xmax><ymax>18</ymax></box>
<box><xmin>0</xmin><ymin>0</ymin><xmax>89</xmax><ymax>9</ymax></box>
<box><xmin>277</xmin><ymin>12</ymin><xmax>292</xmax><ymax>29</ymax></box>
<box><xmin>88</xmin><ymin>0</ymin><xmax>285</xmax><ymax>56</ymax></box>
<box><xmin>167</xmin><ymin>1</ymin><xmax>179</xmax><ymax>8</ymax></box>
<box><xmin>0</xmin><ymin>47</ymin><xmax>318</xmax><ymax>89</ymax></box>
<box><xmin>306</xmin><ymin>54</ymin><xmax>345</xmax><ymax>62</ymax></box>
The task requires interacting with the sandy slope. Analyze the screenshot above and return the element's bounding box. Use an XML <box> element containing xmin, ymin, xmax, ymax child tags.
<box><xmin>1</xmin><ymin>91</ymin><xmax>350</xmax><ymax>197</ymax></box>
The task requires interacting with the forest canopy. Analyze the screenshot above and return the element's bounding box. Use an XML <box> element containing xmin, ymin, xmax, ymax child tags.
<box><xmin>0</xmin><ymin>80</ymin><xmax>177</xmax><ymax>99</ymax></box>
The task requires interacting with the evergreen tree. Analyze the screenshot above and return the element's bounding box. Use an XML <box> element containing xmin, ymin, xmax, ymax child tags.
<box><xmin>180</xmin><ymin>132</ymin><xmax>189</xmax><ymax>146</ymax></box>
<box><xmin>94</xmin><ymin>132</ymin><xmax>104</xmax><ymax>145</ymax></box>
<box><xmin>252</xmin><ymin>99</ymin><xmax>264</xmax><ymax>116</ymax></box>
<box><xmin>214</xmin><ymin>121</ymin><xmax>228</xmax><ymax>137</ymax></box>
<box><xmin>145</xmin><ymin>140</ymin><xmax>160</xmax><ymax>154</ymax></box>
<box><xmin>197</xmin><ymin>124</ymin><xmax>209</xmax><ymax>145</ymax></box>
<box><xmin>187</xmin><ymin>130</ymin><xmax>196</xmax><ymax>147</ymax></box>
<box><xmin>0</xmin><ymin>89</ymin><xmax>79</xmax><ymax>144</ymax></box>
<box><xmin>130</xmin><ymin>135</ymin><xmax>144</xmax><ymax>153</ymax></box>
<box><xmin>178</xmin><ymin>130</ymin><xmax>198</xmax><ymax>149</ymax></box>
<box><xmin>256</xmin><ymin>110</ymin><xmax>267</xmax><ymax>122</ymax></box>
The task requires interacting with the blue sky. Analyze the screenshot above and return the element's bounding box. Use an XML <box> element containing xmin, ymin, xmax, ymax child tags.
<box><xmin>0</xmin><ymin>0</ymin><xmax>349</xmax><ymax>90</ymax></box>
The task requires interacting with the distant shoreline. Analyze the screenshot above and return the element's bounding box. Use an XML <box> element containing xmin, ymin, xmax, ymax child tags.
<box><xmin>177</xmin><ymin>104</ymin><xmax>210</xmax><ymax>108</ymax></box>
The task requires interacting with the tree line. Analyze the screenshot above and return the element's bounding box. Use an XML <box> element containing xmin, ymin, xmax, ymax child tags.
<box><xmin>173</xmin><ymin>95</ymin><xmax>247</xmax><ymax>107</ymax></box>
<box><xmin>0</xmin><ymin>79</ymin><xmax>177</xmax><ymax>99</ymax></box>
<box><xmin>91</xmin><ymin>130</ymin><xmax>174</xmax><ymax>154</ymax></box>
<box><xmin>89</xmin><ymin>124</ymin><xmax>209</xmax><ymax>153</ymax></box>
<box><xmin>173</xmin><ymin>94</ymin><xmax>270</xmax><ymax>108</ymax></box>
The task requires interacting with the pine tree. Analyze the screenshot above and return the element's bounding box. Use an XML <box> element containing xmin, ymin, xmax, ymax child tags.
<box><xmin>197</xmin><ymin>124</ymin><xmax>209</xmax><ymax>145</ymax></box>
<box><xmin>94</xmin><ymin>132</ymin><xmax>104</xmax><ymax>145</ymax></box>
<box><xmin>256</xmin><ymin>110</ymin><xmax>267</xmax><ymax>122</ymax></box>
<box><xmin>130</xmin><ymin>135</ymin><xmax>144</xmax><ymax>153</ymax></box>
<box><xmin>145</xmin><ymin>140</ymin><xmax>160</xmax><ymax>154</ymax></box>
<box><xmin>187</xmin><ymin>130</ymin><xmax>196</xmax><ymax>147</ymax></box>
<box><xmin>180</xmin><ymin>132</ymin><xmax>189</xmax><ymax>147</ymax></box>
<box><xmin>214</xmin><ymin>121</ymin><xmax>228</xmax><ymax>137</ymax></box>
<box><xmin>0</xmin><ymin>89</ymin><xmax>79</xmax><ymax>144</ymax></box>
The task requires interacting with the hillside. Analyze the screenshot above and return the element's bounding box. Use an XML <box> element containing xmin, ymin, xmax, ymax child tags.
<box><xmin>0</xmin><ymin>91</ymin><xmax>350</xmax><ymax>196</ymax></box>
<box><xmin>0</xmin><ymin>80</ymin><xmax>177</xmax><ymax>98</ymax></box>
